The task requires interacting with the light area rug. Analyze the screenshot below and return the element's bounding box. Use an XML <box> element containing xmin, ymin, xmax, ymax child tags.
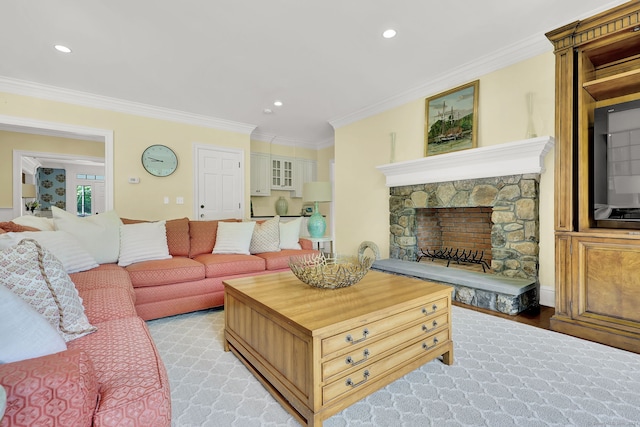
<box><xmin>147</xmin><ymin>305</ymin><xmax>640</xmax><ymax>427</ymax></box>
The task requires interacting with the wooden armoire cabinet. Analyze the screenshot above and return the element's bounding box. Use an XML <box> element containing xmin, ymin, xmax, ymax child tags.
<box><xmin>546</xmin><ymin>1</ymin><xmax>640</xmax><ymax>353</ymax></box>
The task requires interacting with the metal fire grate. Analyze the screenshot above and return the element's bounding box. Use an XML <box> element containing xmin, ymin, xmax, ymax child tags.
<box><xmin>417</xmin><ymin>247</ymin><xmax>490</xmax><ymax>272</ymax></box>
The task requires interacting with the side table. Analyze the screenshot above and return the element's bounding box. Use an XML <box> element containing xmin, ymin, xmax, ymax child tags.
<box><xmin>307</xmin><ymin>236</ymin><xmax>333</xmax><ymax>253</ymax></box>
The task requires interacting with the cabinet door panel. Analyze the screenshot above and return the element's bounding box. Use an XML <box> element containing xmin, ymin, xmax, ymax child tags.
<box><xmin>250</xmin><ymin>153</ymin><xmax>271</xmax><ymax>196</ymax></box>
<box><xmin>554</xmin><ymin>235</ymin><xmax>572</xmax><ymax>316</ymax></box>
<box><xmin>575</xmin><ymin>237</ymin><xmax>640</xmax><ymax>326</ymax></box>
<box><xmin>271</xmin><ymin>156</ymin><xmax>294</xmax><ymax>190</ymax></box>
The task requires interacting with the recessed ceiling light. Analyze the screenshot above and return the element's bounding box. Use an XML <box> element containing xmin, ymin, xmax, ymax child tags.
<box><xmin>54</xmin><ymin>44</ymin><xmax>72</xmax><ymax>53</ymax></box>
<box><xmin>382</xmin><ymin>29</ymin><xmax>397</xmax><ymax>39</ymax></box>
<box><xmin>273</xmin><ymin>100</ymin><xmax>283</xmax><ymax>107</ymax></box>
<box><xmin>263</xmin><ymin>108</ymin><xmax>273</xmax><ymax>114</ymax></box>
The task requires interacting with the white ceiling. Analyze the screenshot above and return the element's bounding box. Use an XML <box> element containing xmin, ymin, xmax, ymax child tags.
<box><xmin>0</xmin><ymin>0</ymin><xmax>629</xmax><ymax>148</ymax></box>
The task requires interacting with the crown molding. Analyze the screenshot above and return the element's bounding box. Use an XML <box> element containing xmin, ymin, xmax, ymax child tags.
<box><xmin>0</xmin><ymin>76</ymin><xmax>257</xmax><ymax>135</ymax></box>
<box><xmin>329</xmin><ymin>34</ymin><xmax>551</xmax><ymax>130</ymax></box>
<box><xmin>21</xmin><ymin>156</ymin><xmax>41</xmax><ymax>175</ymax></box>
<box><xmin>250</xmin><ymin>131</ymin><xmax>334</xmax><ymax>150</ymax></box>
<box><xmin>315</xmin><ymin>137</ymin><xmax>335</xmax><ymax>150</ymax></box>
<box><xmin>329</xmin><ymin>0</ymin><xmax>629</xmax><ymax>130</ymax></box>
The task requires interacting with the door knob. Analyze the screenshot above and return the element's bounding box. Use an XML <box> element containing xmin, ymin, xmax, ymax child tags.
<box><xmin>200</xmin><ymin>214</ymin><xmax>204</xmax><ymax>218</ymax></box>
<box><xmin>200</xmin><ymin>204</ymin><xmax>205</xmax><ymax>208</ymax></box>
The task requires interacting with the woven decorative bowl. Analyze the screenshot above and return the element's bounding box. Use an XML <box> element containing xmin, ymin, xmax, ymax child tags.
<box><xmin>288</xmin><ymin>253</ymin><xmax>374</xmax><ymax>289</ymax></box>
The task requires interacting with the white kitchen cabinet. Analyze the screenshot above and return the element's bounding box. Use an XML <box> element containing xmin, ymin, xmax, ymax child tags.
<box><xmin>271</xmin><ymin>156</ymin><xmax>294</xmax><ymax>190</ymax></box>
<box><xmin>291</xmin><ymin>158</ymin><xmax>317</xmax><ymax>198</ymax></box>
<box><xmin>250</xmin><ymin>153</ymin><xmax>271</xmax><ymax>196</ymax></box>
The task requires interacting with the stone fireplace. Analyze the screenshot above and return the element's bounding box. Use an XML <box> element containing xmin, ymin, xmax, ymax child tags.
<box><xmin>375</xmin><ymin>137</ymin><xmax>554</xmax><ymax>314</ymax></box>
<box><xmin>390</xmin><ymin>174</ymin><xmax>539</xmax><ymax>281</ymax></box>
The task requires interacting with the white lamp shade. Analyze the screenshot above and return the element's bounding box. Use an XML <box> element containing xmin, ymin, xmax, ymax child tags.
<box><xmin>303</xmin><ymin>181</ymin><xmax>332</xmax><ymax>202</ymax></box>
<box><xmin>22</xmin><ymin>183</ymin><xmax>36</xmax><ymax>198</ymax></box>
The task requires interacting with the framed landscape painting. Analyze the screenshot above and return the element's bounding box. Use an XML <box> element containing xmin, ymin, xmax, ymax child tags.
<box><xmin>424</xmin><ymin>80</ymin><xmax>479</xmax><ymax>157</ymax></box>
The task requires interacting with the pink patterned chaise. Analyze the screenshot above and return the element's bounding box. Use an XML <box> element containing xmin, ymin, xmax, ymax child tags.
<box><xmin>0</xmin><ymin>260</ymin><xmax>171</xmax><ymax>427</ymax></box>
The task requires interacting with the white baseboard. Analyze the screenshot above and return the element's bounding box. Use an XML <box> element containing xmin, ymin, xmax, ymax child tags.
<box><xmin>539</xmin><ymin>285</ymin><xmax>555</xmax><ymax>308</ymax></box>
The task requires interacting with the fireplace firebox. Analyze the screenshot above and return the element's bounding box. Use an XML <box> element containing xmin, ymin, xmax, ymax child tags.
<box><xmin>416</xmin><ymin>207</ymin><xmax>493</xmax><ymax>271</ymax></box>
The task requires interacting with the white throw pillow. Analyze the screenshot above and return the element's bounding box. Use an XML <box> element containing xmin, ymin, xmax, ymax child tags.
<box><xmin>250</xmin><ymin>216</ymin><xmax>281</xmax><ymax>254</ymax></box>
<box><xmin>52</xmin><ymin>206</ymin><xmax>122</xmax><ymax>264</ymax></box>
<box><xmin>11</xmin><ymin>215</ymin><xmax>55</xmax><ymax>231</ymax></box>
<box><xmin>0</xmin><ymin>285</ymin><xmax>67</xmax><ymax>363</ymax></box>
<box><xmin>0</xmin><ymin>239</ymin><xmax>97</xmax><ymax>342</ymax></box>
<box><xmin>0</xmin><ymin>233</ymin><xmax>17</xmax><ymax>250</ymax></box>
<box><xmin>118</xmin><ymin>221</ymin><xmax>171</xmax><ymax>267</ymax></box>
<box><xmin>279</xmin><ymin>217</ymin><xmax>302</xmax><ymax>250</ymax></box>
<box><xmin>2</xmin><ymin>231</ymin><xmax>99</xmax><ymax>273</ymax></box>
<box><xmin>212</xmin><ymin>221</ymin><xmax>256</xmax><ymax>255</ymax></box>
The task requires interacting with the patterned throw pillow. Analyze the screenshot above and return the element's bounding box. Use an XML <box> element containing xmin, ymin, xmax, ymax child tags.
<box><xmin>250</xmin><ymin>216</ymin><xmax>281</xmax><ymax>254</ymax></box>
<box><xmin>0</xmin><ymin>239</ymin><xmax>97</xmax><ymax>342</ymax></box>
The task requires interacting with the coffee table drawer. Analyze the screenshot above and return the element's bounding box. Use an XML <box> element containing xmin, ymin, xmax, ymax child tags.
<box><xmin>321</xmin><ymin>296</ymin><xmax>448</xmax><ymax>357</ymax></box>
<box><xmin>322</xmin><ymin>329</ymin><xmax>450</xmax><ymax>405</ymax></box>
<box><xmin>322</xmin><ymin>312</ymin><xmax>449</xmax><ymax>381</ymax></box>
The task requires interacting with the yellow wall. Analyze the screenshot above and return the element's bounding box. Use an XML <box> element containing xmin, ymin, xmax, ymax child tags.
<box><xmin>0</xmin><ymin>131</ymin><xmax>105</xmax><ymax>205</ymax></box>
<box><xmin>0</xmin><ymin>92</ymin><xmax>251</xmax><ymax>220</ymax></box>
<box><xmin>317</xmin><ymin>145</ymin><xmax>335</xmax><ymax>234</ymax></box>
<box><xmin>334</xmin><ymin>52</ymin><xmax>556</xmax><ymax>289</ymax></box>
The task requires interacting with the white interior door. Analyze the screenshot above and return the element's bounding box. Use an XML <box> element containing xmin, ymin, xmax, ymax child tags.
<box><xmin>195</xmin><ymin>145</ymin><xmax>244</xmax><ymax>220</ymax></box>
<box><xmin>93</xmin><ymin>182</ymin><xmax>106</xmax><ymax>214</ymax></box>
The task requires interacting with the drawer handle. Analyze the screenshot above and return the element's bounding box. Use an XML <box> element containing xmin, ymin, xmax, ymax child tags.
<box><xmin>345</xmin><ymin>370</ymin><xmax>370</xmax><ymax>388</ymax></box>
<box><xmin>345</xmin><ymin>328</ymin><xmax>369</xmax><ymax>344</ymax></box>
<box><xmin>422</xmin><ymin>304</ymin><xmax>438</xmax><ymax>315</ymax></box>
<box><xmin>422</xmin><ymin>337</ymin><xmax>439</xmax><ymax>351</ymax></box>
<box><xmin>345</xmin><ymin>349</ymin><xmax>370</xmax><ymax>366</ymax></box>
<box><xmin>422</xmin><ymin>320</ymin><xmax>438</xmax><ymax>332</ymax></box>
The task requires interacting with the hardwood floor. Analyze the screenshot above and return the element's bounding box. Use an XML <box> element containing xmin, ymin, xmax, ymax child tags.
<box><xmin>453</xmin><ymin>302</ymin><xmax>554</xmax><ymax>330</ymax></box>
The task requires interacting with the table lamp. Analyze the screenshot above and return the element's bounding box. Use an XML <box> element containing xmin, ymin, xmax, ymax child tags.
<box><xmin>22</xmin><ymin>183</ymin><xmax>36</xmax><ymax>199</ymax></box>
<box><xmin>303</xmin><ymin>181</ymin><xmax>332</xmax><ymax>238</ymax></box>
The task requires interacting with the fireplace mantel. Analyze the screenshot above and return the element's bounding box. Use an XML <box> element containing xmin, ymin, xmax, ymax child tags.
<box><xmin>376</xmin><ymin>136</ymin><xmax>554</xmax><ymax>187</ymax></box>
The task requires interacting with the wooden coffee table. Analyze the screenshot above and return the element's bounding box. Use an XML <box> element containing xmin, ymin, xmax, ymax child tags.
<box><xmin>223</xmin><ymin>270</ymin><xmax>453</xmax><ymax>427</ymax></box>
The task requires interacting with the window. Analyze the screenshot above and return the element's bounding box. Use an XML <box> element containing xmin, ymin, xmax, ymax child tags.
<box><xmin>76</xmin><ymin>174</ymin><xmax>104</xmax><ymax>181</ymax></box>
<box><xmin>77</xmin><ymin>185</ymin><xmax>92</xmax><ymax>217</ymax></box>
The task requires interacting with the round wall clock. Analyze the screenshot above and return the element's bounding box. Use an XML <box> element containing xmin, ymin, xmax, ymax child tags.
<box><xmin>141</xmin><ymin>145</ymin><xmax>178</xmax><ymax>177</ymax></box>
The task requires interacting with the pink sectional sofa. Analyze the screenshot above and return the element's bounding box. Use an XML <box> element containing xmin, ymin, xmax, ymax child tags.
<box><xmin>0</xmin><ymin>217</ymin><xmax>317</xmax><ymax>427</ymax></box>
<box><xmin>121</xmin><ymin>217</ymin><xmax>317</xmax><ymax>320</ymax></box>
